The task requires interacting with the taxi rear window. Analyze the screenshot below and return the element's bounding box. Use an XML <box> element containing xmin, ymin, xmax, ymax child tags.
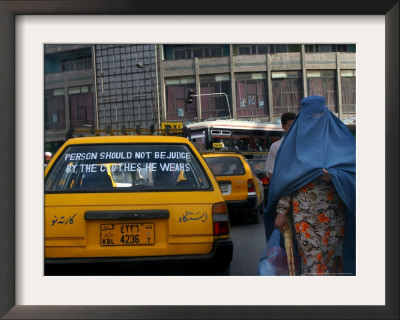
<box><xmin>45</xmin><ymin>144</ymin><xmax>211</xmax><ymax>192</ymax></box>
<box><xmin>204</xmin><ymin>156</ymin><xmax>245</xmax><ymax>176</ymax></box>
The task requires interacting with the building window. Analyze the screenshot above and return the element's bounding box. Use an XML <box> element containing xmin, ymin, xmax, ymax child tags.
<box><xmin>341</xmin><ymin>70</ymin><xmax>356</xmax><ymax>113</ymax></box>
<box><xmin>171</xmin><ymin>45</ymin><xmax>225</xmax><ymax>60</ymax></box>
<box><xmin>193</xmin><ymin>48</ymin><xmax>203</xmax><ymax>58</ymax></box>
<box><xmin>165</xmin><ymin>77</ymin><xmax>197</xmax><ymax>121</ymax></box>
<box><xmin>307</xmin><ymin>70</ymin><xmax>338</xmax><ymax>113</ymax></box>
<box><xmin>271</xmin><ymin>71</ymin><xmax>302</xmax><ymax>116</ymax></box>
<box><xmin>45</xmin><ymin>88</ymin><xmax>66</xmax><ymax>130</ymax></box>
<box><xmin>235</xmin><ymin>45</ymin><xmax>287</xmax><ymax>55</ymax></box>
<box><xmin>61</xmin><ymin>55</ymin><xmax>92</xmax><ymax>72</ymax></box>
<box><xmin>200</xmin><ymin>74</ymin><xmax>231</xmax><ymax>120</ymax></box>
<box><xmin>305</xmin><ymin>44</ymin><xmax>356</xmax><ymax>53</ymax></box>
<box><xmin>238</xmin><ymin>46</ymin><xmax>251</xmax><ymax>55</ymax></box>
<box><xmin>210</xmin><ymin>47</ymin><xmax>222</xmax><ymax>56</ymax></box>
<box><xmin>173</xmin><ymin>48</ymin><xmax>187</xmax><ymax>60</ymax></box>
<box><xmin>256</xmin><ymin>45</ymin><xmax>268</xmax><ymax>54</ymax></box>
<box><xmin>68</xmin><ymin>85</ymin><xmax>95</xmax><ymax>128</ymax></box>
<box><xmin>235</xmin><ymin>73</ymin><xmax>269</xmax><ymax>117</ymax></box>
<box><xmin>268</xmin><ymin>45</ymin><xmax>289</xmax><ymax>54</ymax></box>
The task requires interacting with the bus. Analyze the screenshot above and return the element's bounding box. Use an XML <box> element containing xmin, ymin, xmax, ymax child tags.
<box><xmin>185</xmin><ymin>119</ymin><xmax>284</xmax><ymax>159</ymax></box>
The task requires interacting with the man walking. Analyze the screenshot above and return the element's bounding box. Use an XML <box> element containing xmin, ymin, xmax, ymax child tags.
<box><xmin>265</xmin><ymin>112</ymin><xmax>297</xmax><ymax>179</ymax></box>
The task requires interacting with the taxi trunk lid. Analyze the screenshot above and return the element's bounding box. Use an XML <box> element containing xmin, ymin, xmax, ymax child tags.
<box><xmin>45</xmin><ymin>192</ymin><xmax>218</xmax><ymax>258</ymax></box>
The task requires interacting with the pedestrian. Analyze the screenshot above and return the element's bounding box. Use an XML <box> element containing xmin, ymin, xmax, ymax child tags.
<box><xmin>263</xmin><ymin>95</ymin><xmax>356</xmax><ymax>275</ymax></box>
<box><xmin>44</xmin><ymin>151</ymin><xmax>52</xmax><ymax>168</ymax></box>
<box><xmin>265</xmin><ymin>112</ymin><xmax>297</xmax><ymax>179</ymax></box>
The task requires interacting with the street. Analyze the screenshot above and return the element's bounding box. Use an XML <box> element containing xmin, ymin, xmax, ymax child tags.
<box><xmin>229</xmin><ymin>216</ymin><xmax>267</xmax><ymax>276</ymax></box>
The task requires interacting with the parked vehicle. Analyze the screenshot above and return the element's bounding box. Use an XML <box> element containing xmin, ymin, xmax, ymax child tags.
<box><xmin>44</xmin><ymin>131</ymin><xmax>233</xmax><ymax>275</ymax></box>
<box><xmin>247</xmin><ymin>158</ymin><xmax>270</xmax><ymax>204</ymax></box>
<box><xmin>202</xmin><ymin>151</ymin><xmax>264</xmax><ymax>224</ymax></box>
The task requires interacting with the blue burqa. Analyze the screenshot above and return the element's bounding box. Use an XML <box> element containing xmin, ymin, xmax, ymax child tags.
<box><xmin>263</xmin><ymin>95</ymin><xmax>356</xmax><ymax>274</ymax></box>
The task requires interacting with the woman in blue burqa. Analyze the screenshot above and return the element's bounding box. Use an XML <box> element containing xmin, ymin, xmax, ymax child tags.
<box><xmin>263</xmin><ymin>95</ymin><xmax>356</xmax><ymax>275</ymax></box>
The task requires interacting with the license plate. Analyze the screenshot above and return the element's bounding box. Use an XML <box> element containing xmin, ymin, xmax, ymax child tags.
<box><xmin>100</xmin><ymin>223</ymin><xmax>155</xmax><ymax>246</ymax></box>
<box><xmin>220</xmin><ymin>184</ymin><xmax>228</xmax><ymax>192</ymax></box>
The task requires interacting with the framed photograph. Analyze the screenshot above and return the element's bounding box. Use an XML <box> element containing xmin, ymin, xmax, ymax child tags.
<box><xmin>1</xmin><ymin>0</ymin><xmax>398</xmax><ymax>319</ymax></box>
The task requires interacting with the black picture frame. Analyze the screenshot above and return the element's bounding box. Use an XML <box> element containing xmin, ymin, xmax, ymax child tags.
<box><xmin>1</xmin><ymin>1</ymin><xmax>398</xmax><ymax>319</ymax></box>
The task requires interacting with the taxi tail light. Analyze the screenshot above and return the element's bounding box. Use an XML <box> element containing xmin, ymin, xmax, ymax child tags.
<box><xmin>212</xmin><ymin>202</ymin><xmax>230</xmax><ymax>236</ymax></box>
<box><xmin>247</xmin><ymin>179</ymin><xmax>256</xmax><ymax>193</ymax></box>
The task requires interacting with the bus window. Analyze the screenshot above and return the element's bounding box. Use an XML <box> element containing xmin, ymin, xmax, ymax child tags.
<box><xmin>190</xmin><ymin>130</ymin><xmax>207</xmax><ymax>151</ymax></box>
<box><xmin>267</xmin><ymin>131</ymin><xmax>284</xmax><ymax>150</ymax></box>
<box><xmin>211</xmin><ymin>136</ymin><xmax>233</xmax><ymax>149</ymax></box>
<box><xmin>232</xmin><ymin>131</ymin><xmax>251</xmax><ymax>152</ymax></box>
<box><xmin>252</xmin><ymin>135</ymin><xmax>267</xmax><ymax>151</ymax></box>
<box><xmin>210</xmin><ymin>130</ymin><xmax>233</xmax><ymax>149</ymax></box>
<box><xmin>249</xmin><ymin>131</ymin><xmax>268</xmax><ymax>151</ymax></box>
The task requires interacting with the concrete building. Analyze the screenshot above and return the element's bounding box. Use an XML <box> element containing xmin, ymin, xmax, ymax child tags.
<box><xmin>161</xmin><ymin>44</ymin><xmax>355</xmax><ymax>124</ymax></box>
<box><xmin>45</xmin><ymin>44</ymin><xmax>95</xmax><ymax>152</ymax></box>
<box><xmin>44</xmin><ymin>44</ymin><xmax>356</xmax><ymax>152</ymax></box>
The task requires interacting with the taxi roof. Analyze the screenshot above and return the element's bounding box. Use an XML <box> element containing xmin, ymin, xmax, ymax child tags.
<box><xmin>201</xmin><ymin>149</ymin><xmax>243</xmax><ymax>157</ymax></box>
<box><xmin>64</xmin><ymin>134</ymin><xmax>191</xmax><ymax>145</ymax></box>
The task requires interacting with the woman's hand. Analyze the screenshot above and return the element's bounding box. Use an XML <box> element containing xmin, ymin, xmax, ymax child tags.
<box><xmin>274</xmin><ymin>213</ymin><xmax>289</xmax><ymax>234</ymax></box>
<box><xmin>322</xmin><ymin>168</ymin><xmax>331</xmax><ymax>182</ymax></box>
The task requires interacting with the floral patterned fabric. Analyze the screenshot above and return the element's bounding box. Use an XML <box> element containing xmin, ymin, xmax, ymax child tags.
<box><xmin>276</xmin><ymin>176</ymin><xmax>346</xmax><ymax>275</ymax></box>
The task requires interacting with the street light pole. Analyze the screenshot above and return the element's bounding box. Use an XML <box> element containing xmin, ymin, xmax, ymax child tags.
<box><xmin>187</xmin><ymin>91</ymin><xmax>232</xmax><ymax>119</ymax></box>
<box><xmin>136</xmin><ymin>62</ymin><xmax>157</xmax><ymax>128</ymax></box>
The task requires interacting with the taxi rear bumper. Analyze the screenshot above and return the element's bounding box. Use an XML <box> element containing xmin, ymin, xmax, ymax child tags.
<box><xmin>226</xmin><ymin>195</ymin><xmax>259</xmax><ymax>214</ymax></box>
<box><xmin>45</xmin><ymin>238</ymin><xmax>233</xmax><ymax>276</ymax></box>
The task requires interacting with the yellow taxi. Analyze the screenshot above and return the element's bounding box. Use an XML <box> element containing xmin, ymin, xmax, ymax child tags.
<box><xmin>44</xmin><ymin>132</ymin><xmax>232</xmax><ymax>275</ymax></box>
<box><xmin>202</xmin><ymin>151</ymin><xmax>264</xmax><ymax>224</ymax></box>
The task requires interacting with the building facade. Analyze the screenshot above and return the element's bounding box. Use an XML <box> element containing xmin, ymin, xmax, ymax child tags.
<box><xmin>44</xmin><ymin>44</ymin><xmax>356</xmax><ymax>152</ymax></box>
<box><xmin>161</xmin><ymin>44</ymin><xmax>356</xmax><ymax>124</ymax></box>
<box><xmin>44</xmin><ymin>44</ymin><xmax>158</xmax><ymax>153</ymax></box>
<box><xmin>45</xmin><ymin>44</ymin><xmax>95</xmax><ymax>152</ymax></box>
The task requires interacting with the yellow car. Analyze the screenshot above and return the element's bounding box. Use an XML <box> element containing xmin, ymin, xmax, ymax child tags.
<box><xmin>202</xmin><ymin>151</ymin><xmax>264</xmax><ymax>224</ymax></box>
<box><xmin>44</xmin><ymin>134</ymin><xmax>232</xmax><ymax>275</ymax></box>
